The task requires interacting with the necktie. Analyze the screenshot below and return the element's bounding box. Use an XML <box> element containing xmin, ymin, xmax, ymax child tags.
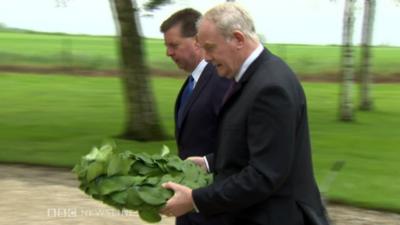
<box><xmin>223</xmin><ymin>79</ymin><xmax>237</xmax><ymax>104</ymax></box>
<box><xmin>179</xmin><ymin>75</ymin><xmax>195</xmax><ymax>110</ymax></box>
<box><xmin>178</xmin><ymin>75</ymin><xmax>195</xmax><ymax>127</ymax></box>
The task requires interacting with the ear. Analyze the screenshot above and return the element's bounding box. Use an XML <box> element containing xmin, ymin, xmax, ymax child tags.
<box><xmin>232</xmin><ymin>31</ymin><xmax>245</xmax><ymax>49</ymax></box>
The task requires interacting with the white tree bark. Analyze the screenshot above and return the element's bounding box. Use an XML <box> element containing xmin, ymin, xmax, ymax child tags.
<box><xmin>339</xmin><ymin>0</ymin><xmax>356</xmax><ymax>121</ymax></box>
<box><xmin>359</xmin><ymin>0</ymin><xmax>376</xmax><ymax>110</ymax></box>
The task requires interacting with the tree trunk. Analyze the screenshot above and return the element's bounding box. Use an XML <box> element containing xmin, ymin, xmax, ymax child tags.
<box><xmin>339</xmin><ymin>0</ymin><xmax>356</xmax><ymax>121</ymax></box>
<box><xmin>110</xmin><ymin>0</ymin><xmax>167</xmax><ymax>141</ymax></box>
<box><xmin>359</xmin><ymin>0</ymin><xmax>376</xmax><ymax>111</ymax></box>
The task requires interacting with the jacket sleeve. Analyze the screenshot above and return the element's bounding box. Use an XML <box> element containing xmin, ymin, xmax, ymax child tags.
<box><xmin>192</xmin><ymin>84</ymin><xmax>298</xmax><ymax>215</ymax></box>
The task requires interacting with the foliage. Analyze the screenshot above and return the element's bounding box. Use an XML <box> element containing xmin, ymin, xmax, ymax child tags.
<box><xmin>73</xmin><ymin>143</ymin><xmax>211</xmax><ymax>223</ymax></box>
<box><xmin>143</xmin><ymin>0</ymin><xmax>171</xmax><ymax>11</ymax></box>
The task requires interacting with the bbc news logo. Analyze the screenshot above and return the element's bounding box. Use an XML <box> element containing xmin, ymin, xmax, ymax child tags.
<box><xmin>47</xmin><ymin>207</ymin><xmax>136</xmax><ymax>217</ymax></box>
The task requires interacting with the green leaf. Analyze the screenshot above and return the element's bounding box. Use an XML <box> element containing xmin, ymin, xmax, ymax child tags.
<box><xmin>126</xmin><ymin>187</ymin><xmax>143</xmax><ymax>209</ymax></box>
<box><xmin>110</xmin><ymin>191</ymin><xmax>128</xmax><ymax>205</ymax></box>
<box><xmin>138</xmin><ymin>205</ymin><xmax>162</xmax><ymax>223</ymax></box>
<box><xmin>160</xmin><ymin>173</ymin><xmax>185</xmax><ymax>184</ymax></box>
<box><xmin>102</xmin><ymin>195</ymin><xmax>123</xmax><ymax>210</ymax></box>
<box><xmin>83</xmin><ymin>144</ymin><xmax>113</xmax><ymax>163</ymax></box>
<box><xmin>160</xmin><ymin>145</ymin><xmax>170</xmax><ymax>157</ymax></box>
<box><xmin>144</xmin><ymin>176</ymin><xmax>160</xmax><ymax>186</ymax></box>
<box><xmin>96</xmin><ymin>176</ymin><xmax>144</xmax><ymax>195</ymax></box>
<box><xmin>86</xmin><ymin>161</ymin><xmax>105</xmax><ymax>182</ymax></box>
<box><xmin>137</xmin><ymin>186</ymin><xmax>169</xmax><ymax>205</ymax></box>
<box><xmin>166</xmin><ymin>156</ymin><xmax>183</xmax><ymax>171</ymax></box>
<box><xmin>182</xmin><ymin>161</ymin><xmax>200</xmax><ymax>181</ymax></box>
<box><xmin>84</xmin><ymin>147</ymin><xmax>100</xmax><ymax>161</ymax></box>
<box><xmin>97</xmin><ymin>144</ymin><xmax>113</xmax><ymax>162</ymax></box>
<box><xmin>107</xmin><ymin>154</ymin><xmax>133</xmax><ymax>176</ymax></box>
<box><xmin>135</xmin><ymin>152</ymin><xmax>154</xmax><ymax>165</ymax></box>
<box><xmin>132</xmin><ymin>161</ymin><xmax>163</xmax><ymax>176</ymax></box>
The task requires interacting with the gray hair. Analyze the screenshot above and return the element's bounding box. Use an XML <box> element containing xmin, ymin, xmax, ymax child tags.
<box><xmin>199</xmin><ymin>3</ymin><xmax>259</xmax><ymax>42</ymax></box>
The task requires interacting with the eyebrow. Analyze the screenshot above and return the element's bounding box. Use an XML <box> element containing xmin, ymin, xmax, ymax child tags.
<box><xmin>203</xmin><ymin>42</ymin><xmax>216</xmax><ymax>51</ymax></box>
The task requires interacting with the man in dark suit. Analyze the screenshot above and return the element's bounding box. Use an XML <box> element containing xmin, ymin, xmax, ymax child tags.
<box><xmin>160</xmin><ymin>8</ymin><xmax>229</xmax><ymax>225</ymax></box>
<box><xmin>161</xmin><ymin>3</ymin><xmax>330</xmax><ymax>225</ymax></box>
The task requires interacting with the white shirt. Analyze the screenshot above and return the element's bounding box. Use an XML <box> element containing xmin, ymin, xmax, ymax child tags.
<box><xmin>191</xmin><ymin>59</ymin><xmax>208</xmax><ymax>88</ymax></box>
<box><xmin>234</xmin><ymin>44</ymin><xmax>264</xmax><ymax>82</ymax></box>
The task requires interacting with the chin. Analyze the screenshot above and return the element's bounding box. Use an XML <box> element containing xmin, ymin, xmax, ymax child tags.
<box><xmin>216</xmin><ymin>69</ymin><xmax>226</xmax><ymax>77</ymax></box>
<box><xmin>217</xmin><ymin>71</ymin><xmax>232</xmax><ymax>79</ymax></box>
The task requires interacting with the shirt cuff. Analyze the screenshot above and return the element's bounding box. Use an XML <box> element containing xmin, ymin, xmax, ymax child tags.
<box><xmin>192</xmin><ymin>199</ymin><xmax>200</xmax><ymax>213</ymax></box>
<box><xmin>203</xmin><ymin>156</ymin><xmax>210</xmax><ymax>173</ymax></box>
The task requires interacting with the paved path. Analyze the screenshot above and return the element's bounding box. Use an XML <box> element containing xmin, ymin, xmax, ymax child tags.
<box><xmin>1</xmin><ymin>164</ymin><xmax>399</xmax><ymax>225</ymax></box>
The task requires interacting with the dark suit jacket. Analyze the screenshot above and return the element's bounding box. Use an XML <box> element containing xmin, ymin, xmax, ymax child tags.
<box><xmin>175</xmin><ymin>63</ymin><xmax>229</xmax><ymax>225</ymax></box>
<box><xmin>192</xmin><ymin>49</ymin><xmax>330</xmax><ymax>225</ymax></box>
<box><xmin>175</xmin><ymin>63</ymin><xmax>229</xmax><ymax>160</ymax></box>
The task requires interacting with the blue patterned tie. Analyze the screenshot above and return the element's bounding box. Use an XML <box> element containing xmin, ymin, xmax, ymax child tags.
<box><xmin>178</xmin><ymin>75</ymin><xmax>195</xmax><ymax>127</ymax></box>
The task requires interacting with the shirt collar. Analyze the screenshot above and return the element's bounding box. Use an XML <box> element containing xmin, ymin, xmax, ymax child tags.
<box><xmin>234</xmin><ymin>44</ymin><xmax>264</xmax><ymax>82</ymax></box>
<box><xmin>191</xmin><ymin>59</ymin><xmax>207</xmax><ymax>87</ymax></box>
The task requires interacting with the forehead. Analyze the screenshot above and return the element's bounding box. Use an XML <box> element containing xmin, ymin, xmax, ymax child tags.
<box><xmin>197</xmin><ymin>20</ymin><xmax>221</xmax><ymax>43</ymax></box>
<box><xmin>164</xmin><ymin>24</ymin><xmax>182</xmax><ymax>37</ymax></box>
<box><xmin>164</xmin><ymin>25</ymin><xmax>184</xmax><ymax>43</ymax></box>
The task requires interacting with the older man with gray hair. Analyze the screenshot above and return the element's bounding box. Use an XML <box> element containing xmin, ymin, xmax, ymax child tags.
<box><xmin>161</xmin><ymin>3</ymin><xmax>330</xmax><ymax>225</ymax></box>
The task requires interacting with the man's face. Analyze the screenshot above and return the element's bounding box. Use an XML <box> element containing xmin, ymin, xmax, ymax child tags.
<box><xmin>163</xmin><ymin>24</ymin><xmax>198</xmax><ymax>72</ymax></box>
<box><xmin>197</xmin><ymin>20</ymin><xmax>239</xmax><ymax>79</ymax></box>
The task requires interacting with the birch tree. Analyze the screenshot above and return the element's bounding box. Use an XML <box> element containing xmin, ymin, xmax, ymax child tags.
<box><xmin>358</xmin><ymin>0</ymin><xmax>376</xmax><ymax>111</ymax></box>
<box><xmin>339</xmin><ymin>0</ymin><xmax>357</xmax><ymax>121</ymax></box>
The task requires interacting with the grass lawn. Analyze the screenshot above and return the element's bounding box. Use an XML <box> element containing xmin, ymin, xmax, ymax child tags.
<box><xmin>0</xmin><ymin>73</ymin><xmax>179</xmax><ymax>166</ymax></box>
<box><xmin>1</xmin><ymin>31</ymin><xmax>400</xmax><ymax>76</ymax></box>
<box><xmin>0</xmin><ymin>73</ymin><xmax>399</xmax><ymax>213</ymax></box>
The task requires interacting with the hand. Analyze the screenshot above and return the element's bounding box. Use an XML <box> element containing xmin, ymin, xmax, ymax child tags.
<box><xmin>186</xmin><ymin>156</ymin><xmax>207</xmax><ymax>172</ymax></box>
<box><xmin>160</xmin><ymin>182</ymin><xmax>194</xmax><ymax>217</ymax></box>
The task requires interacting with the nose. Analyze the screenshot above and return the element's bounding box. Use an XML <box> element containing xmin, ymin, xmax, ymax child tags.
<box><xmin>203</xmin><ymin>50</ymin><xmax>212</xmax><ymax>62</ymax></box>
<box><xmin>166</xmin><ymin>47</ymin><xmax>174</xmax><ymax>57</ymax></box>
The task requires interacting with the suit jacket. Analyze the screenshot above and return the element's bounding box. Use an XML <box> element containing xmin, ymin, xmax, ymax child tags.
<box><xmin>175</xmin><ymin>63</ymin><xmax>229</xmax><ymax>225</ymax></box>
<box><xmin>192</xmin><ymin>49</ymin><xmax>330</xmax><ymax>225</ymax></box>
<box><xmin>175</xmin><ymin>63</ymin><xmax>229</xmax><ymax>160</ymax></box>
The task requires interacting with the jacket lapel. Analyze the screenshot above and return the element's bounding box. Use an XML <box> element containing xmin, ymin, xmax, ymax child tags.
<box><xmin>219</xmin><ymin>48</ymin><xmax>270</xmax><ymax>116</ymax></box>
<box><xmin>176</xmin><ymin>63</ymin><xmax>213</xmax><ymax>140</ymax></box>
<box><xmin>175</xmin><ymin>77</ymin><xmax>189</xmax><ymax>127</ymax></box>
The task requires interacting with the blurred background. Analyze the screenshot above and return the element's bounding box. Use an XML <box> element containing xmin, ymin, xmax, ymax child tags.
<box><xmin>0</xmin><ymin>0</ymin><xmax>399</xmax><ymax>224</ymax></box>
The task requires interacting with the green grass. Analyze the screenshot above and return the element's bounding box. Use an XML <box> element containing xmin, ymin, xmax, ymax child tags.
<box><xmin>0</xmin><ymin>31</ymin><xmax>176</xmax><ymax>71</ymax></box>
<box><xmin>1</xmin><ymin>31</ymin><xmax>400</xmax><ymax>76</ymax></box>
<box><xmin>0</xmin><ymin>73</ymin><xmax>399</xmax><ymax>213</ymax></box>
<box><xmin>306</xmin><ymin>83</ymin><xmax>400</xmax><ymax>212</ymax></box>
<box><xmin>0</xmin><ymin>73</ymin><xmax>180</xmax><ymax>167</ymax></box>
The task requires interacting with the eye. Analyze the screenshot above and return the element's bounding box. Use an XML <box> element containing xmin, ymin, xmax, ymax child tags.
<box><xmin>173</xmin><ymin>43</ymin><xmax>180</xmax><ymax>49</ymax></box>
<box><xmin>167</xmin><ymin>43</ymin><xmax>179</xmax><ymax>50</ymax></box>
<box><xmin>203</xmin><ymin>43</ymin><xmax>216</xmax><ymax>53</ymax></box>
